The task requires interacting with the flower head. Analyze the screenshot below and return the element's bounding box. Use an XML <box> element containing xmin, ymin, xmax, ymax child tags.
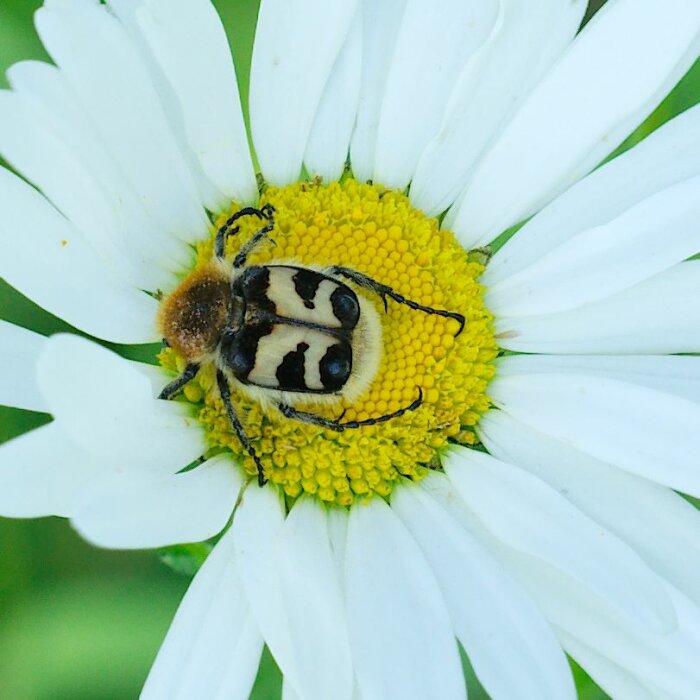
<box><xmin>1</xmin><ymin>1</ymin><xmax>700</xmax><ymax>699</ymax></box>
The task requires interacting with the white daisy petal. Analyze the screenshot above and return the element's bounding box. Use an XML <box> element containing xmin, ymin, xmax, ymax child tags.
<box><xmin>277</xmin><ymin>497</ymin><xmax>353</xmax><ymax>700</ymax></box>
<box><xmin>0</xmin><ymin>167</ymin><xmax>159</xmax><ymax>344</ymax></box>
<box><xmin>510</xmin><ymin>562</ymin><xmax>700</xmax><ymax>700</ymax></box>
<box><xmin>372</xmin><ymin>0</ymin><xmax>499</xmax><ymax>190</ymax></box>
<box><xmin>35</xmin><ymin>1</ymin><xmax>209</xmax><ymax>241</ymax></box>
<box><xmin>489</xmin><ymin>371</ymin><xmax>700</xmax><ymax>496</ymax></box>
<box><xmin>283</xmin><ymin>681</ymin><xmax>360</xmax><ymax>700</ymax></box>
<box><xmin>479</xmin><ymin>409</ymin><xmax>700</xmax><ymax>608</ymax></box>
<box><xmin>71</xmin><ymin>455</ymin><xmax>242</xmax><ymax>550</ymax></box>
<box><xmin>232</xmin><ymin>485</ymin><xmax>308</xmax><ymax>698</ymax></box>
<box><xmin>345</xmin><ymin>498</ymin><xmax>466</xmax><ymax>700</ymax></box>
<box><xmin>250</xmin><ymin>0</ymin><xmax>359</xmax><ymax>185</ymax></box>
<box><xmin>486</xmin><ymin>174</ymin><xmax>700</xmax><ymax>317</ymax></box>
<box><xmin>393</xmin><ymin>483</ymin><xmax>575</xmax><ymax>700</ymax></box>
<box><xmin>37</xmin><ymin>334</ymin><xmax>206</xmax><ymax>473</ymax></box>
<box><xmin>494</xmin><ymin>353</ymin><xmax>700</xmax><ymax>405</ymax></box>
<box><xmin>327</xmin><ymin>506</ymin><xmax>349</xmax><ymax>584</ymax></box>
<box><xmin>142</xmin><ymin>526</ymin><xmax>263</xmax><ymax>700</ymax></box>
<box><xmin>0</xmin><ymin>321</ymin><xmax>48</xmax><ymax>412</ymax></box>
<box><xmin>304</xmin><ymin>12</ymin><xmax>362</xmax><ymax>183</ymax></box>
<box><xmin>486</xmin><ymin>102</ymin><xmax>700</xmax><ymax>283</ymax></box>
<box><xmin>281</xmin><ymin>681</ymin><xmax>301</xmax><ymax>700</ymax></box>
<box><xmin>410</xmin><ymin>0</ymin><xmax>587</xmax><ymax>216</ymax></box>
<box><xmin>434</xmin><ymin>483</ymin><xmax>698</xmax><ymax>698</ymax></box>
<box><xmin>448</xmin><ymin>0</ymin><xmax>700</xmax><ymax>246</ymax></box>
<box><xmin>6</xmin><ymin>60</ymin><xmax>194</xmax><ymax>282</ymax></box>
<box><xmin>495</xmin><ymin>260</ymin><xmax>700</xmax><ymax>354</ymax></box>
<box><xmin>560</xmin><ymin>632</ymin><xmax>657</xmax><ymax>700</ymax></box>
<box><xmin>135</xmin><ymin>0</ymin><xmax>258</xmax><ymax>207</ymax></box>
<box><xmin>0</xmin><ymin>422</ymin><xmax>112</xmax><ymax>518</ymax></box>
<box><xmin>445</xmin><ymin>448</ymin><xmax>676</xmax><ymax>633</ymax></box>
<box><xmin>349</xmin><ymin>0</ymin><xmax>406</xmax><ymax>183</ymax></box>
<box><xmin>105</xmin><ymin>0</ymin><xmax>227</xmax><ymax>213</ymax></box>
<box><xmin>102</xmin><ymin>0</ymin><xmax>140</xmax><ymax>25</ymax></box>
<box><xmin>0</xmin><ymin>89</ymin><xmax>169</xmax><ymax>291</ymax></box>
<box><xmin>284</xmin><ymin>680</ymin><xmax>366</xmax><ymax>700</ymax></box>
<box><xmin>130</xmin><ymin>361</ymin><xmax>177</xmax><ymax>400</ymax></box>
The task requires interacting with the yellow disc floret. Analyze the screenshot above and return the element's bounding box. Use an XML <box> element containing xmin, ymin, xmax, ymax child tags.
<box><xmin>159</xmin><ymin>179</ymin><xmax>497</xmax><ymax>505</ymax></box>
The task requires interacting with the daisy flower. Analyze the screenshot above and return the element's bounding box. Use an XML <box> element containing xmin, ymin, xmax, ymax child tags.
<box><xmin>2</xmin><ymin>0</ymin><xmax>700</xmax><ymax>698</ymax></box>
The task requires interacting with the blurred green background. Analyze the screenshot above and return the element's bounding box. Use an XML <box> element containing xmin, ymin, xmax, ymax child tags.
<box><xmin>0</xmin><ymin>1</ymin><xmax>698</xmax><ymax>698</ymax></box>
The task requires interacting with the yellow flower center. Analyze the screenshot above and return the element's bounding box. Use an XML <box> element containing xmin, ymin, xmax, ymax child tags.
<box><xmin>159</xmin><ymin>179</ymin><xmax>497</xmax><ymax>505</ymax></box>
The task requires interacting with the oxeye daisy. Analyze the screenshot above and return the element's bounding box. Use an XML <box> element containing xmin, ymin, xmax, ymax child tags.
<box><xmin>1</xmin><ymin>0</ymin><xmax>700</xmax><ymax>698</ymax></box>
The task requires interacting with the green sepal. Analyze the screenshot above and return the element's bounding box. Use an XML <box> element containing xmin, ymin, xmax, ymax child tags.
<box><xmin>158</xmin><ymin>542</ymin><xmax>213</xmax><ymax>578</ymax></box>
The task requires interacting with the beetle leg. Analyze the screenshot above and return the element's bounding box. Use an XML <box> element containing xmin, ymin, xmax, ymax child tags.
<box><xmin>215</xmin><ymin>204</ymin><xmax>276</xmax><ymax>260</ymax></box>
<box><xmin>217</xmin><ymin>370</ymin><xmax>267</xmax><ymax>486</ymax></box>
<box><xmin>327</xmin><ymin>266</ymin><xmax>466</xmax><ymax>336</ymax></box>
<box><xmin>278</xmin><ymin>388</ymin><xmax>423</xmax><ymax>431</ymax></box>
<box><xmin>158</xmin><ymin>362</ymin><xmax>200</xmax><ymax>400</ymax></box>
<box><xmin>233</xmin><ymin>215</ymin><xmax>277</xmax><ymax>269</ymax></box>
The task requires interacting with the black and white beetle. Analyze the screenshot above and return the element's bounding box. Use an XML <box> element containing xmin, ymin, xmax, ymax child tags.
<box><xmin>158</xmin><ymin>204</ymin><xmax>466</xmax><ymax>486</ymax></box>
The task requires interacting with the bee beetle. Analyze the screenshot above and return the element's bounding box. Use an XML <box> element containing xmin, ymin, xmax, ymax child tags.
<box><xmin>158</xmin><ymin>204</ymin><xmax>466</xmax><ymax>486</ymax></box>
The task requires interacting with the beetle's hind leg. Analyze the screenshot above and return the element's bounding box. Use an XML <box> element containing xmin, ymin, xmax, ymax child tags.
<box><xmin>215</xmin><ymin>203</ymin><xmax>276</xmax><ymax>260</ymax></box>
<box><xmin>158</xmin><ymin>362</ymin><xmax>200</xmax><ymax>400</ymax></box>
<box><xmin>278</xmin><ymin>388</ymin><xmax>423</xmax><ymax>432</ymax></box>
<box><xmin>328</xmin><ymin>266</ymin><xmax>466</xmax><ymax>336</ymax></box>
<box><xmin>217</xmin><ymin>370</ymin><xmax>267</xmax><ymax>486</ymax></box>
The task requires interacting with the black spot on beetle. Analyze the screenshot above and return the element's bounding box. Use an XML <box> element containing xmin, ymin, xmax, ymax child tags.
<box><xmin>240</xmin><ymin>266</ymin><xmax>276</xmax><ymax>315</ymax></box>
<box><xmin>293</xmin><ymin>268</ymin><xmax>323</xmax><ymax>310</ymax></box>
<box><xmin>331</xmin><ymin>286</ymin><xmax>360</xmax><ymax>329</ymax></box>
<box><xmin>320</xmin><ymin>342</ymin><xmax>352</xmax><ymax>391</ymax></box>
<box><xmin>276</xmin><ymin>342</ymin><xmax>309</xmax><ymax>391</ymax></box>
<box><xmin>221</xmin><ymin>322</ymin><xmax>273</xmax><ymax>382</ymax></box>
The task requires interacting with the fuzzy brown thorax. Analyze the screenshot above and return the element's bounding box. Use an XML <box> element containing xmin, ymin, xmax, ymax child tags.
<box><xmin>158</xmin><ymin>265</ymin><xmax>231</xmax><ymax>362</ymax></box>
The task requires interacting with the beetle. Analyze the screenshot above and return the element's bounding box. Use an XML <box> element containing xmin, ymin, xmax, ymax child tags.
<box><xmin>158</xmin><ymin>204</ymin><xmax>465</xmax><ymax>485</ymax></box>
